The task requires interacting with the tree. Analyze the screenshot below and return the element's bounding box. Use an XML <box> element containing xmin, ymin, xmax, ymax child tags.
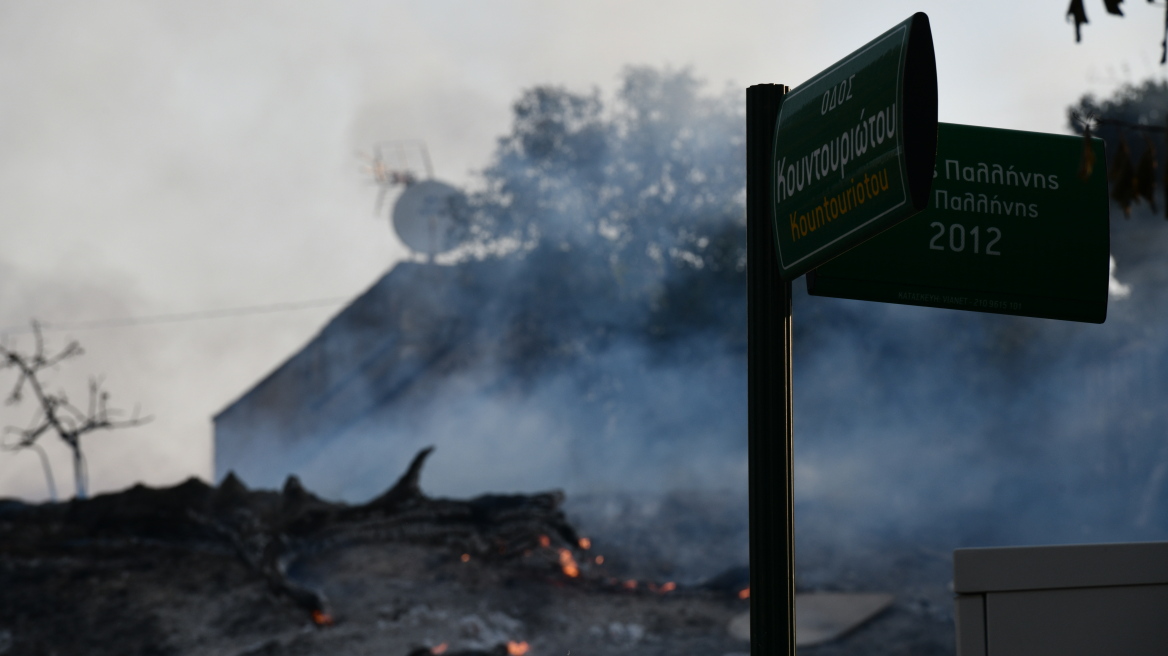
<box><xmin>1067</xmin><ymin>79</ymin><xmax>1168</xmax><ymax>217</ymax></box>
<box><xmin>462</xmin><ymin>66</ymin><xmax>748</xmax><ymax>356</ymax></box>
<box><xmin>472</xmin><ymin>66</ymin><xmax>744</xmax><ymax>267</ymax></box>
<box><xmin>1066</xmin><ymin>0</ymin><xmax>1168</xmax><ymax>63</ymax></box>
<box><xmin>0</xmin><ymin>323</ymin><xmax>149</xmax><ymax>500</ymax></box>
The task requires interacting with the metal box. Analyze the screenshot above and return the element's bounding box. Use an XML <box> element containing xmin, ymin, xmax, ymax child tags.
<box><xmin>953</xmin><ymin>541</ymin><xmax>1168</xmax><ymax>655</ymax></box>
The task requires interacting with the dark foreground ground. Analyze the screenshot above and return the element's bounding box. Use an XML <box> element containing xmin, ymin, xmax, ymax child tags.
<box><xmin>0</xmin><ymin>461</ymin><xmax>956</xmax><ymax>656</ymax></box>
<box><xmin>0</xmin><ymin>537</ymin><xmax>756</xmax><ymax>656</ymax></box>
<box><xmin>567</xmin><ymin>491</ymin><xmax>957</xmax><ymax>656</ymax></box>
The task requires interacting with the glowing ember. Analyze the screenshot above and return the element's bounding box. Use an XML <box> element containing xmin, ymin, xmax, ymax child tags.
<box><xmin>506</xmin><ymin>641</ymin><xmax>530</xmax><ymax>655</ymax></box>
<box><xmin>577</xmin><ymin>537</ymin><xmax>591</xmax><ymax>549</ymax></box>
<box><xmin>594</xmin><ymin>555</ymin><xmax>604</xmax><ymax>565</ymax></box>
<box><xmin>538</xmin><ymin>534</ymin><xmax>551</xmax><ymax>548</ymax></box>
<box><xmin>623</xmin><ymin>579</ymin><xmax>638</xmax><ymax>590</ymax></box>
<box><xmin>431</xmin><ymin>643</ymin><xmax>448</xmax><ymax>655</ymax></box>
<box><xmin>558</xmin><ymin>548</ymin><xmax>580</xmax><ymax>577</ymax></box>
<box><xmin>738</xmin><ymin>587</ymin><xmax>750</xmax><ymax>600</ymax></box>
<box><xmin>660</xmin><ymin>581</ymin><xmax>677</xmax><ymax>592</ymax></box>
<box><xmin>311</xmin><ymin>609</ymin><xmax>334</xmax><ymax>626</ymax></box>
<box><xmin>460</xmin><ymin>553</ymin><xmax>471</xmax><ymax>563</ymax></box>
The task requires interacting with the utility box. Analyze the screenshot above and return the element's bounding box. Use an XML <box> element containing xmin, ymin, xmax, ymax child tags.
<box><xmin>953</xmin><ymin>541</ymin><xmax>1168</xmax><ymax>655</ymax></box>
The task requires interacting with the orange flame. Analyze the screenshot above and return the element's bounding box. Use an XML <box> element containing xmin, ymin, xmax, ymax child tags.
<box><xmin>311</xmin><ymin>609</ymin><xmax>334</xmax><ymax>626</ymax></box>
<box><xmin>558</xmin><ymin>548</ymin><xmax>580</xmax><ymax>577</ymax></box>
<box><xmin>578</xmin><ymin>537</ymin><xmax>591</xmax><ymax>549</ymax></box>
<box><xmin>506</xmin><ymin>641</ymin><xmax>529</xmax><ymax>655</ymax></box>
<box><xmin>594</xmin><ymin>555</ymin><xmax>604</xmax><ymax>565</ymax></box>
<box><xmin>738</xmin><ymin>587</ymin><xmax>750</xmax><ymax>600</ymax></box>
<box><xmin>622</xmin><ymin>579</ymin><xmax>638</xmax><ymax>590</ymax></box>
<box><xmin>660</xmin><ymin>581</ymin><xmax>677</xmax><ymax>592</ymax></box>
<box><xmin>460</xmin><ymin>553</ymin><xmax>470</xmax><ymax>563</ymax></box>
<box><xmin>538</xmin><ymin>534</ymin><xmax>551</xmax><ymax>548</ymax></box>
<box><xmin>431</xmin><ymin>643</ymin><xmax>448</xmax><ymax>655</ymax></box>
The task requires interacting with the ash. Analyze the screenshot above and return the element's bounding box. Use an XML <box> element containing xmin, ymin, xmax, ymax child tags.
<box><xmin>0</xmin><ymin>445</ymin><xmax>965</xmax><ymax>655</ymax></box>
<box><xmin>568</xmin><ymin>488</ymin><xmax>957</xmax><ymax>655</ymax></box>
<box><xmin>0</xmin><ymin>451</ymin><xmax>751</xmax><ymax>656</ymax></box>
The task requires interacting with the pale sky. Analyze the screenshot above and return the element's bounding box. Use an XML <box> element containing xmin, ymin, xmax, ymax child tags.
<box><xmin>0</xmin><ymin>1</ymin><xmax>1164</xmax><ymax>500</ymax></box>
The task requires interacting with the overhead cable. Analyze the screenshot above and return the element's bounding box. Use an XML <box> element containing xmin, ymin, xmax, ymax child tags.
<box><xmin>0</xmin><ymin>297</ymin><xmax>351</xmax><ymax>335</ymax></box>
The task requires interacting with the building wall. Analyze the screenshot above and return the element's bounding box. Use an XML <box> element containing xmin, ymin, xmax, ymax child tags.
<box><xmin>212</xmin><ymin>262</ymin><xmax>483</xmax><ymax>489</ymax></box>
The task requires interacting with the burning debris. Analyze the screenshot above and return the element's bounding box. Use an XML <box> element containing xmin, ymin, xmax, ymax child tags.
<box><xmin>406</xmin><ymin>640</ymin><xmax>529</xmax><ymax>656</ymax></box>
<box><xmin>0</xmin><ymin>447</ymin><xmax>762</xmax><ymax>655</ymax></box>
<box><xmin>0</xmin><ymin>443</ymin><xmax>947</xmax><ymax>654</ymax></box>
<box><xmin>1</xmin><ymin>446</ymin><xmax>591</xmax><ymax>624</ymax></box>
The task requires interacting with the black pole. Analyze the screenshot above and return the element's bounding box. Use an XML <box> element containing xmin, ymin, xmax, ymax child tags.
<box><xmin>746</xmin><ymin>83</ymin><xmax>793</xmax><ymax>656</ymax></box>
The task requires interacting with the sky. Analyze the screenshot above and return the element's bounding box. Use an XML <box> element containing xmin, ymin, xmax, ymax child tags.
<box><xmin>0</xmin><ymin>1</ymin><xmax>1165</xmax><ymax>501</ymax></box>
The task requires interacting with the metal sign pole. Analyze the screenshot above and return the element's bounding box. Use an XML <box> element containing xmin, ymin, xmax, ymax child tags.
<box><xmin>747</xmin><ymin>83</ymin><xmax>794</xmax><ymax>656</ymax></box>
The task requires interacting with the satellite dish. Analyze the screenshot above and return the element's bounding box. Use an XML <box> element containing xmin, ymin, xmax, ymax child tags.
<box><xmin>391</xmin><ymin>180</ymin><xmax>466</xmax><ymax>258</ymax></box>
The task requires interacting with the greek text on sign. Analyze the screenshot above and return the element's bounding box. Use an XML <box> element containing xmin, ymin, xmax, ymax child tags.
<box><xmin>807</xmin><ymin>123</ymin><xmax>1109</xmax><ymax>323</ymax></box>
<box><xmin>771</xmin><ymin>12</ymin><xmax>937</xmax><ymax>281</ymax></box>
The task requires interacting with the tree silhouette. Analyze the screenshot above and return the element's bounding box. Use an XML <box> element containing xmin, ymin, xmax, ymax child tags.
<box><xmin>1068</xmin><ymin>79</ymin><xmax>1168</xmax><ymax>217</ymax></box>
<box><xmin>0</xmin><ymin>322</ymin><xmax>150</xmax><ymax>499</ymax></box>
<box><xmin>462</xmin><ymin>66</ymin><xmax>748</xmax><ymax>350</ymax></box>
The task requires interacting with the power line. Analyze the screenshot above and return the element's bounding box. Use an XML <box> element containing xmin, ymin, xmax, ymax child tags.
<box><xmin>0</xmin><ymin>297</ymin><xmax>351</xmax><ymax>335</ymax></box>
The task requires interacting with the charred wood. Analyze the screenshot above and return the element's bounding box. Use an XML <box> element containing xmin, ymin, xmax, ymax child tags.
<box><xmin>0</xmin><ymin>446</ymin><xmax>588</xmax><ymax>625</ymax></box>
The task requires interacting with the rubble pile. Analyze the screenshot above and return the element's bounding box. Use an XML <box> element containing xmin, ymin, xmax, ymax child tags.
<box><xmin>0</xmin><ymin>448</ymin><xmax>751</xmax><ymax>656</ymax></box>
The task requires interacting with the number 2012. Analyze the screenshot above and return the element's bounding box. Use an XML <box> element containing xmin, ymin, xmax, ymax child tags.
<box><xmin>929</xmin><ymin>222</ymin><xmax>1000</xmax><ymax>255</ymax></box>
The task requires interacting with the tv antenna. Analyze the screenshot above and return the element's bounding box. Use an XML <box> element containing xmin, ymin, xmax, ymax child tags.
<box><xmin>359</xmin><ymin>140</ymin><xmax>466</xmax><ymax>261</ymax></box>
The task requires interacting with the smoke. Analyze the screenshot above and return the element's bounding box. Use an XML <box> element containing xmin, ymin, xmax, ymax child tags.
<box><xmin>213</xmin><ymin>73</ymin><xmax>1168</xmax><ymax>591</ymax></box>
<box><xmin>792</xmin><ymin>193</ymin><xmax>1168</xmax><ymax>551</ymax></box>
<box><xmin>286</xmin><ymin>335</ymin><xmax>747</xmax><ymax>500</ymax></box>
<box><xmin>1110</xmin><ymin>255</ymin><xmax>1132</xmax><ymax>299</ymax></box>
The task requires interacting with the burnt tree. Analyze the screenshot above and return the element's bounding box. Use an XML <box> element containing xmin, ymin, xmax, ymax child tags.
<box><xmin>0</xmin><ymin>322</ymin><xmax>149</xmax><ymax>500</ymax></box>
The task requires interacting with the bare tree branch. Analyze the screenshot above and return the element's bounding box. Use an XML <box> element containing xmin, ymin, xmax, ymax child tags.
<box><xmin>0</xmin><ymin>321</ymin><xmax>150</xmax><ymax>499</ymax></box>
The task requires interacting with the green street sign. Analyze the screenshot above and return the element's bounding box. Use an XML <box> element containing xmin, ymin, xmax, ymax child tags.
<box><xmin>807</xmin><ymin>123</ymin><xmax>1110</xmax><ymax>323</ymax></box>
<box><xmin>772</xmin><ymin>12</ymin><xmax>938</xmax><ymax>281</ymax></box>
